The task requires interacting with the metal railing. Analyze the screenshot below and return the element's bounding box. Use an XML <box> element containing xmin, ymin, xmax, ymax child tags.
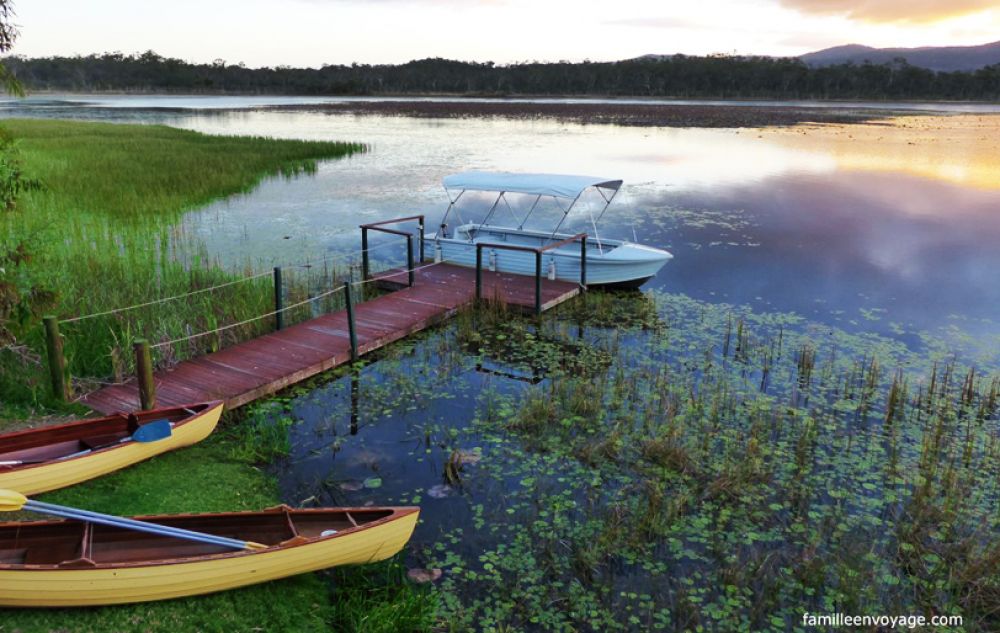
<box><xmin>475</xmin><ymin>233</ymin><xmax>588</xmax><ymax>315</ymax></box>
<box><xmin>360</xmin><ymin>215</ymin><xmax>425</xmax><ymax>287</ymax></box>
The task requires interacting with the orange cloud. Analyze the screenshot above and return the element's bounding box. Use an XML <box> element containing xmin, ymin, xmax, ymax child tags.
<box><xmin>779</xmin><ymin>0</ymin><xmax>997</xmax><ymax>22</ymax></box>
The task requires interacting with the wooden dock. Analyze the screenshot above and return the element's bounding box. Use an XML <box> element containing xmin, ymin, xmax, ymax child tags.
<box><xmin>81</xmin><ymin>264</ymin><xmax>580</xmax><ymax>415</ymax></box>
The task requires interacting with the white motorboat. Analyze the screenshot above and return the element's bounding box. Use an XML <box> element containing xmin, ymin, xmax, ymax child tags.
<box><xmin>426</xmin><ymin>172</ymin><xmax>672</xmax><ymax>289</ymax></box>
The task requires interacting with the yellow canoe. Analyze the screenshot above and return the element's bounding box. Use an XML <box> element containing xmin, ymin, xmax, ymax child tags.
<box><xmin>0</xmin><ymin>505</ymin><xmax>419</xmax><ymax>607</ymax></box>
<box><xmin>0</xmin><ymin>401</ymin><xmax>223</xmax><ymax>495</ymax></box>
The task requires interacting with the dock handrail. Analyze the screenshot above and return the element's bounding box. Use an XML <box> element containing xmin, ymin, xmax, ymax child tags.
<box><xmin>360</xmin><ymin>215</ymin><xmax>425</xmax><ymax>287</ymax></box>
<box><xmin>475</xmin><ymin>232</ymin><xmax>588</xmax><ymax>315</ymax></box>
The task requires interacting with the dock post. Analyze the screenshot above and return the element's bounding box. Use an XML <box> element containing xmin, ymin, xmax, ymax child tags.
<box><xmin>407</xmin><ymin>234</ymin><xmax>415</xmax><ymax>287</ymax></box>
<box><xmin>343</xmin><ymin>281</ymin><xmax>358</xmax><ymax>361</ymax></box>
<box><xmin>580</xmin><ymin>236</ymin><xmax>587</xmax><ymax>291</ymax></box>
<box><xmin>43</xmin><ymin>315</ymin><xmax>70</xmax><ymax>402</ymax></box>
<box><xmin>418</xmin><ymin>217</ymin><xmax>425</xmax><ymax>263</ymax></box>
<box><xmin>534</xmin><ymin>251</ymin><xmax>543</xmax><ymax>315</ymax></box>
<box><xmin>361</xmin><ymin>227</ymin><xmax>370</xmax><ymax>280</ymax></box>
<box><xmin>133</xmin><ymin>339</ymin><xmax>156</xmax><ymax>411</ymax></box>
<box><xmin>475</xmin><ymin>245</ymin><xmax>483</xmax><ymax>302</ymax></box>
<box><xmin>273</xmin><ymin>267</ymin><xmax>284</xmax><ymax>331</ymax></box>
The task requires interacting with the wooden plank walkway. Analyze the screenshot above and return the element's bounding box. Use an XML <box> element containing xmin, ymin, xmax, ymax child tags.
<box><xmin>81</xmin><ymin>263</ymin><xmax>579</xmax><ymax>414</ymax></box>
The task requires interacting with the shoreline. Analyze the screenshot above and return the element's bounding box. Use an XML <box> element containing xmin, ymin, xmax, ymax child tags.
<box><xmin>261</xmin><ymin>100</ymin><xmax>902</xmax><ymax>127</ymax></box>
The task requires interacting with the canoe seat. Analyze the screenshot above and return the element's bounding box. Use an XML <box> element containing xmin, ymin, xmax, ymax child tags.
<box><xmin>80</xmin><ymin>434</ymin><xmax>126</xmax><ymax>450</ymax></box>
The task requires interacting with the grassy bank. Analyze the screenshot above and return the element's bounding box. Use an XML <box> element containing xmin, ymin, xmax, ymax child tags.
<box><xmin>0</xmin><ymin>119</ymin><xmax>364</xmax><ymax>414</ymax></box>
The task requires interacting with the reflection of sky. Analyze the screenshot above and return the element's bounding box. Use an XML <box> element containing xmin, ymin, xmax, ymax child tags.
<box><xmin>649</xmin><ymin>170</ymin><xmax>1000</xmax><ymax>339</ymax></box>
<box><xmin>3</xmin><ymin>99</ymin><xmax>998</xmax><ymax>342</ymax></box>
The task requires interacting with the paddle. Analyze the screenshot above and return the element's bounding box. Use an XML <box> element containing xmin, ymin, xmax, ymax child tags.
<box><xmin>0</xmin><ymin>419</ymin><xmax>174</xmax><ymax>467</ymax></box>
<box><xmin>0</xmin><ymin>489</ymin><xmax>268</xmax><ymax>551</ymax></box>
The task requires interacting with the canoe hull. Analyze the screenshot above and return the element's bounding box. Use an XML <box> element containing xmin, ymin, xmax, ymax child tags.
<box><xmin>0</xmin><ymin>507</ymin><xmax>418</xmax><ymax>607</ymax></box>
<box><xmin>0</xmin><ymin>402</ymin><xmax>223</xmax><ymax>496</ymax></box>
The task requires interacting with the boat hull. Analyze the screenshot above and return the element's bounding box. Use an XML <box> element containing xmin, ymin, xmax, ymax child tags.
<box><xmin>0</xmin><ymin>402</ymin><xmax>223</xmax><ymax>495</ymax></box>
<box><xmin>0</xmin><ymin>506</ymin><xmax>419</xmax><ymax>607</ymax></box>
<box><xmin>425</xmin><ymin>227</ymin><xmax>671</xmax><ymax>288</ymax></box>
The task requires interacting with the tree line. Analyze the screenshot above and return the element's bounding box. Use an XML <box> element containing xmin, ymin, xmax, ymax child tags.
<box><xmin>3</xmin><ymin>51</ymin><xmax>1000</xmax><ymax>100</ymax></box>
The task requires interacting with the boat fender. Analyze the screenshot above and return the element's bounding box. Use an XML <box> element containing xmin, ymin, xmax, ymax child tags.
<box><xmin>547</xmin><ymin>259</ymin><xmax>556</xmax><ymax>281</ymax></box>
<box><xmin>434</xmin><ymin>243</ymin><xmax>442</xmax><ymax>263</ymax></box>
<box><xmin>320</xmin><ymin>529</ymin><xmax>338</xmax><ymax>537</ymax></box>
<box><xmin>488</xmin><ymin>249</ymin><xmax>497</xmax><ymax>272</ymax></box>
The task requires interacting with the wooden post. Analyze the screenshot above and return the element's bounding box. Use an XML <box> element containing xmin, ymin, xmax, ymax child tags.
<box><xmin>273</xmin><ymin>267</ymin><xmax>284</xmax><ymax>331</ymax></box>
<box><xmin>343</xmin><ymin>281</ymin><xmax>358</xmax><ymax>361</ymax></box>
<box><xmin>43</xmin><ymin>315</ymin><xmax>70</xmax><ymax>402</ymax></box>
<box><xmin>475</xmin><ymin>245</ymin><xmax>483</xmax><ymax>302</ymax></box>
<box><xmin>534</xmin><ymin>250</ymin><xmax>543</xmax><ymax>315</ymax></box>
<box><xmin>418</xmin><ymin>217</ymin><xmax>425</xmax><ymax>263</ymax></box>
<box><xmin>580</xmin><ymin>236</ymin><xmax>588</xmax><ymax>291</ymax></box>
<box><xmin>361</xmin><ymin>227</ymin><xmax>370</xmax><ymax>280</ymax></box>
<box><xmin>133</xmin><ymin>339</ymin><xmax>156</xmax><ymax>411</ymax></box>
<box><xmin>406</xmin><ymin>235</ymin><xmax>415</xmax><ymax>287</ymax></box>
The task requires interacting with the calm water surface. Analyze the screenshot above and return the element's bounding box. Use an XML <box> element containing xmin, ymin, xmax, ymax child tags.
<box><xmin>4</xmin><ymin>95</ymin><xmax>997</xmax><ymax>339</ymax></box>
<box><xmin>3</xmin><ymin>97</ymin><xmax>998</xmax><ymax>619</ymax></box>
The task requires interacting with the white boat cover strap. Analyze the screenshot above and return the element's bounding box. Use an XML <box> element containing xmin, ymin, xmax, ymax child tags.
<box><xmin>444</xmin><ymin>172</ymin><xmax>622</xmax><ymax>200</ymax></box>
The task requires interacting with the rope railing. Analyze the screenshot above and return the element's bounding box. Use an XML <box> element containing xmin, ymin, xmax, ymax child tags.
<box><xmin>42</xmin><ymin>223</ymin><xmax>439</xmax><ymax>408</ymax></box>
<box><xmin>60</xmin><ymin>269</ymin><xmax>275</xmax><ymax>324</ymax></box>
<box><xmin>59</xmin><ymin>240</ymin><xmax>404</xmax><ymax>324</ymax></box>
<box><xmin>152</xmin><ymin>257</ymin><xmax>455</xmax><ymax>350</ymax></box>
<box><xmin>151</xmin><ymin>284</ymin><xmax>346</xmax><ymax>349</ymax></box>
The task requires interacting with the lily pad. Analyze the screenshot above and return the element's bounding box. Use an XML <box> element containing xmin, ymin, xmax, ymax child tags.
<box><xmin>363</xmin><ymin>477</ymin><xmax>383</xmax><ymax>489</ymax></box>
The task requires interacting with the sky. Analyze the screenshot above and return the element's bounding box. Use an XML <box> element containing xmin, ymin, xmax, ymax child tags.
<box><xmin>9</xmin><ymin>0</ymin><xmax>1000</xmax><ymax>68</ymax></box>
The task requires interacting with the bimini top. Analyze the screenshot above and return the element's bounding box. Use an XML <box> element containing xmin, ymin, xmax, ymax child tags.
<box><xmin>443</xmin><ymin>171</ymin><xmax>623</xmax><ymax>200</ymax></box>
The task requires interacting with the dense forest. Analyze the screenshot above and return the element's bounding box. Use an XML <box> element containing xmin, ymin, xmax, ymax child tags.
<box><xmin>4</xmin><ymin>51</ymin><xmax>1000</xmax><ymax>100</ymax></box>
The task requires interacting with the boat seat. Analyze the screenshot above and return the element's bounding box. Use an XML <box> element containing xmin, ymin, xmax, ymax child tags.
<box><xmin>80</xmin><ymin>433</ymin><xmax>126</xmax><ymax>450</ymax></box>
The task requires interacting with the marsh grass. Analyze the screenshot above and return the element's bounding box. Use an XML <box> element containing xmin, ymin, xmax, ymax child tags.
<box><xmin>378</xmin><ymin>291</ymin><xmax>1000</xmax><ymax>631</ymax></box>
<box><xmin>0</xmin><ymin>119</ymin><xmax>364</xmax><ymax>407</ymax></box>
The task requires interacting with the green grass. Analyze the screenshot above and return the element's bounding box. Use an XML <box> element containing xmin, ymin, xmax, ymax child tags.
<box><xmin>0</xmin><ymin>119</ymin><xmax>363</xmax><ymax>410</ymax></box>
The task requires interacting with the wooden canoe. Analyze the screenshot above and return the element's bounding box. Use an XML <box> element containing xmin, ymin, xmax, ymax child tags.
<box><xmin>0</xmin><ymin>401</ymin><xmax>223</xmax><ymax>495</ymax></box>
<box><xmin>0</xmin><ymin>505</ymin><xmax>419</xmax><ymax>607</ymax></box>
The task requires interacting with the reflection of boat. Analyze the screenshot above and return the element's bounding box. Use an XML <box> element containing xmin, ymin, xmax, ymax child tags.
<box><xmin>0</xmin><ymin>505</ymin><xmax>419</xmax><ymax>607</ymax></box>
<box><xmin>427</xmin><ymin>172</ymin><xmax>673</xmax><ymax>289</ymax></box>
<box><xmin>0</xmin><ymin>402</ymin><xmax>223</xmax><ymax>495</ymax></box>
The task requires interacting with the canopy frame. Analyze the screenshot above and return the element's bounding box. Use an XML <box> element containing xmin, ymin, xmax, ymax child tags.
<box><xmin>438</xmin><ymin>172</ymin><xmax>623</xmax><ymax>252</ymax></box>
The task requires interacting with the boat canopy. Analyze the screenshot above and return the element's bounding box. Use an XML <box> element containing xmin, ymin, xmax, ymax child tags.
<box><xmin>443</xmin><ymin>172</ymin><xmax>622</xmax><ymax>200</ymax></box>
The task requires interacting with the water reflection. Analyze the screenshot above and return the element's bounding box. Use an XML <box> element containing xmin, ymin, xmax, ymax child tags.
<box><xmin>2</xmin><ymin>98</ymin><xmax>998</xmax><ymax>341</ymax></box>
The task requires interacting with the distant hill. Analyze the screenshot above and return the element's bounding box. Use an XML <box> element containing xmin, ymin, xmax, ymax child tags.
<box><xmin>800</xmin><ymin>41</ymin><xmax>1000</xmax><ymax>72</ymax></box>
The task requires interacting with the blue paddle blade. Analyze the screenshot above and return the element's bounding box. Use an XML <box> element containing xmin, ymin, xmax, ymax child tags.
<box><xmin>132</xmin><ymin>419</ymin><xmax>172</xmax><ymax>443</ymax></box>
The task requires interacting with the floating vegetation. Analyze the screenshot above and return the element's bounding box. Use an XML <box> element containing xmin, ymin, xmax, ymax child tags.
<box><xmin>277</xmin><ymin>289</ymin><xmax>1000</xmax><ymax>632</ymax></box>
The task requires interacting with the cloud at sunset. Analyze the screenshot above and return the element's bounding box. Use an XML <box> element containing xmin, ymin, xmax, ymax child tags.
<box><xmin>778</xmin><ymin>0</ymin><xmax>997</xmax><ymax>23</ymax></box>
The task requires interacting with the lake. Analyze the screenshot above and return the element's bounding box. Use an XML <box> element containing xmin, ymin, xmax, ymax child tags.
<box><xmin>3</xmin><ymin>95</ymin><xmax>998</xmax><ymax>630</ymax></box>
<box><xmin>3</xmin><ymin>95</ymin><xmax>997</xmax><ymax>342</ymax></box>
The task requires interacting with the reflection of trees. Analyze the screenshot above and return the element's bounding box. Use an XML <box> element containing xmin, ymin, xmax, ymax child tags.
<box><xmin>4</xmin><ymin>53</ymin><xmax>999</xmax><ymax>100</ymax></box>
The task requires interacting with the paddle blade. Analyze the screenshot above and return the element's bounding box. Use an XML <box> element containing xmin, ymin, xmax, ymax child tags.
<box><xmin>132</xmin><ymin>419</ymin><xmax>172</xmax><ymax>443</ymax></box>
<box><xmin>0</xmin><ymin>489</ymin><xmax>28</xmax><ymax>512</ymax></box>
